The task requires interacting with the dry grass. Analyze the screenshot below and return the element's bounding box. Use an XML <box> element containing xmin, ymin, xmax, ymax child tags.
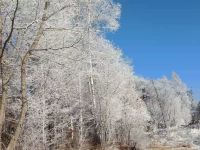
<box><xmin>148</xmin><ymin>143</ymin><xmax>198</xmax><ymax>150</ymax></box>
<box><xmin>148</xmin><ymin>147</ymin><xmax>197</xmax><ymax>150</ymax></box>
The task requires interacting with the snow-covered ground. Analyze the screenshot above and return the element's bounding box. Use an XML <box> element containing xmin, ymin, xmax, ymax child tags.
<box><xmin>148</xmin><ymin>127</ymin><xmax>200</xmax><ymax>150</ymax></box>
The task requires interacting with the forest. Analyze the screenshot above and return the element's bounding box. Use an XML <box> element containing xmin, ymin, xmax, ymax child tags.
<box><xmin>0</xmin><ymin>0</ymin><xmax>200</xmax><ymax>150</ymax></box>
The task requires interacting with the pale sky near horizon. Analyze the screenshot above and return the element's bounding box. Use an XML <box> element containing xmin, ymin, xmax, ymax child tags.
<box><xmin>107</xmin><ymin>0</ymin><xmax>200</xmax><ymax>100</ymax></box>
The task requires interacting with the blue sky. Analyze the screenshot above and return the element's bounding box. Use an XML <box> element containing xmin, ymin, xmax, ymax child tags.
<box><xmin>107</xmin><ymin>0</ymin><xmax>200</xmax><ymax>100</ymax></box>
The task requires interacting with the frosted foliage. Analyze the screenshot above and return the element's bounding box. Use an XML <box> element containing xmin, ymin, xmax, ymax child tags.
<box><xmin>75</xmin><ymin>0</ymin><xmax>121</xmax><ymax>31</ymax></box>
<box><xmin>0</xmin><ymin>0</ymin><xmax>125</xmax><ymax>149</ymax></box>
<box><xmin>0</xmin><ymin>0</ymin><xmax>194</xmax><ymax>149</ymax></box>
<box><xmin>135</xmin><ymin>73</ymin><xmax>192</xmax><ymax>129</ymax></box>
<box><xmin>0</xmin><ymin>0</ymin><xmax>150</xmax><ymax>149</ymax></box>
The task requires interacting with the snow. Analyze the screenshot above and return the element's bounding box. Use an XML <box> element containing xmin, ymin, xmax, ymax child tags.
<box><xmin>149</xmin><ymin>127</ymin><xmax>200</xmax><ymax>149</ymax></box>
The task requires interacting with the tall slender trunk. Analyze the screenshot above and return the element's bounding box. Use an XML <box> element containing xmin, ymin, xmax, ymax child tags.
<box><xmin>79</xmin><ymin>74</ymin><xmax>83</xmax><ymax>149</ymax></box>
<box><xmin>0</xmin><ymin>66</ymin><xmax>7</xmax><ymax>150</ymax></box>
<box><xmin>0</xmin><ymin>0</ymin><xmax>19</xmax><ymax>148</ymax></box>
<box><xmin>0</xmin><ymin>6</ymin><xmax>7</xmax><ymax>150</ymax></box>
<box><xmin>7</xmin><ymin>2</ymin><xmax>48</xmax><ymax>149</ymax></box>
<box><xmin>89</xmin><ymin>58</ymin><xmax>96</xmax><ymax>109</ymax></box>
<box><xmin>7</xmin><ymin>53</ymin><xmax>30</xmax><ymax>150</ymax></box>
<box><xmin>0</xmin><ymin>9</ymin><xmax>3</xmax><ymax>148</ymax></box>
<box><xmin>87</xmin><ymin>0</ymin><xmax>96</xmax><ymax>110</ymax></box>
<box><xmin>42</xmin><ymin>65</ymin><xmax>47</xmax><ymax>148</ymax></box>
<box><xmin>70</xmin><ymin>116</ymin><xmax>74</xmax><ymax>140</ymax></box>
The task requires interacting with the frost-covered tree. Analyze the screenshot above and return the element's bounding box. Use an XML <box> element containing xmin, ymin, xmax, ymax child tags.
<box><xmin>135</xmin><ymin>73</ymin><xmax>192</xmax><ymax>129</ymax></box>
<box><xmin>0</xmin><ymin>0</ymin><xmax>84</xmax><ymax>149</ymax></box>
<box><xmin>1</xmin><ymin>0</ymin><xmax>150</xmax><ymax>149</ymax></box>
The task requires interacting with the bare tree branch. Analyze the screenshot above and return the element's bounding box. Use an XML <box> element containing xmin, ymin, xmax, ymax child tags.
<box><xmin>0</xmin><ymin>0</ymin><xmax>19</xmax><ymax>60</ymax></box>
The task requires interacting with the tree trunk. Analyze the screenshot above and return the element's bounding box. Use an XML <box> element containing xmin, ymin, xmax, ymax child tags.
<box><xmin>0</xmin><ymin>10</ymin><xmax>3</xmax><ymax>149</ymax></box>
<box><xmin>7</xmin><ymin>2</ymin><xmax>48</xmax><ymax>149</ymax></box>
<box><xmin>6</xmin><ymin>52</ymin><xmax>30</xmax><ymax>150</ymax></box>
<box><xmin>0</xmin><ymin>7</ymin><xmax>7</xmax><ymax>150</ymax></box>
<box><xmin>0</xmin><ymin>69</ymin><xmax>7</xmax><ymax>150</ymax></box>
<box><xmin>79</xmin><ymin>74</ymin><xmax>83</xmax><ymax>148</ymax></box>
